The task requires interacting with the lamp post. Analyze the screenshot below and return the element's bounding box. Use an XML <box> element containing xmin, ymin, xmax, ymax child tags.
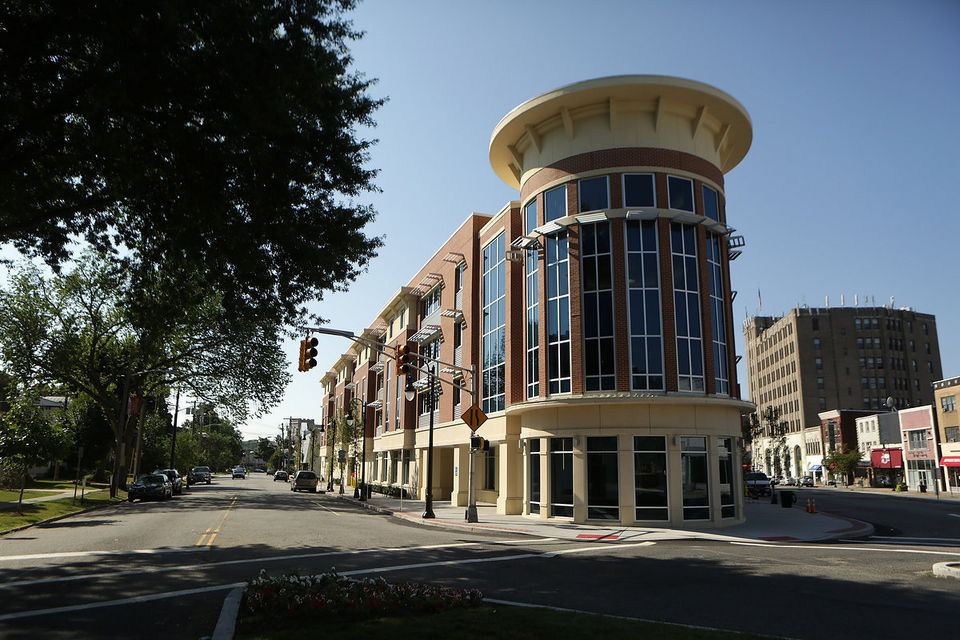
<box><xmin>326</xmin><ymin>418</ymin><xmax>336</xmax><ymax>492</ymax></box>
<box><xmin>347</xmin><ymin>399</ymin><xmax>369</xmax><ymax>501</ymax></box>
<box><xmin>422</xmin><ymin>365</ymin><xmax>437</xmax><ymax>519</ymax></box>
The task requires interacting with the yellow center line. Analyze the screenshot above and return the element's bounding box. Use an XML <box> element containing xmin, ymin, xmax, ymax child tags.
<box><xmin>195</xmin><ymin>496</ymin><xmax>238</xmax><ymax>547</ymax></box>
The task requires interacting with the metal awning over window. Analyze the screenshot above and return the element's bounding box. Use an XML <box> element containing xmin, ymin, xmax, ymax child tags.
<box><xmin>409</xmin><ymin>324</ymin><xmax>441</xmax><ymax>343</ymax></box>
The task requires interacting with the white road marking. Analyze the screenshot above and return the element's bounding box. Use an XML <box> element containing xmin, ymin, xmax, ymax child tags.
<box><xmin>0</xmin><ymin>582</ymin><xmax>245</xmax><ymax>622</ymax></box>
<box><xmin>0</xmin><ymin>538</ymin><xmax>657</xmax><ymax>619</ymax></box>
<box><xmin>0</xmin><ymin>548</ymin><xmax>205</xmax><ymax>563</ymax></box>
<box><xmin>947</xmin><ymin>513</ymin><xmax>960</xmax><ymax>519</ymax></box>
<box><xmin>0</xmin><ymin>540</ymin><xmax>540</xmax><ymax>588</ymax></box>
<box><xmin>541</xmin><ymin>542</ymin><xmax>656</xmax><ymax>557</ymax></box>
<box><xmin>731</xmin><ymin>541</ymin><xmax>960</xmax><ymax>557</ymax></box>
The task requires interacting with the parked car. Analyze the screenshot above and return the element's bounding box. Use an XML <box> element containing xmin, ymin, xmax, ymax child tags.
<box><xmin>800</xmin><ymin>475</ymin><xmax>814</xmax><ymax>487</ymax></box>
<box><xmin>128</xmin><ymin>473</ymin><xmax>173</xmax><ymax>502</ymax></box>
<box><xmin>291</xmin><ymin>470</ymin><xmax>319</xmax><ymax>493</ymax></box>
<box><xmin>232</xmin><ymin>467</ymin><xmax>246</xmax><ymax>479</ymax></box>
<box><xmin>156</xmin><ymin>468</ymin><xmax>183</xmax><ymax>495</ymax></box>
<box><xmin>781</xmin><ymin>476</ymin><xmax>796</xmax><ymax>487</ymax></box>
<box><xmin>744</xmin><ymin>472</ymin><xmax>772</xmax><ymax>496</ymax></box>
<box><xmin>267</xmin><ymin>469</ymin><xmax>275</xmax><ymax>476</ymax></box>
<box><xmin>191</xmin><ymin>466</ymin><xmax>212</xmax><ymax>484</ymax></box>
<box><xmin>273</xmin><ymin>470</ymin><xmax>288</xmax><ymax>482</ymax></box>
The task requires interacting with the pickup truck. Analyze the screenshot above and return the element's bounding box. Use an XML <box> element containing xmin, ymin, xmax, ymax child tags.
<box><xmin>190</xmin><ymin>466</ymin><xmax>212</xmax><ymax>484</ymax></box>
<box><xmin>744</xmin><ymin>472</ymin><xmax>772</xmax><ymax>496</ymax></box>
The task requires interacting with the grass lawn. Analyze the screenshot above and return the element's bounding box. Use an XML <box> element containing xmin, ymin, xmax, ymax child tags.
<box><xmin>0</xmin><ymin>490</ymin><xmax>47</xmax><ymax>502</ymax></box>
<box><xmin>236</xmin><ymin>604</ymin><xmax>766</xmax><ymax>640</ymax></box>
<box><xmin>0</xmin><ymin>491</ymin><xmax>123</xmax><ymax>533</ymax></box>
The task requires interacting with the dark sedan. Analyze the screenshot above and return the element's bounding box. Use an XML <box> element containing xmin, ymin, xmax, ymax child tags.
<box><xmin>156</xmin><ymin>468</ymin><xmax>183</xmax><ymax>495</ymax></box>
<box><xmin>128</xmin><ymin>473</ymin><xmax>173</xmax><ymax>502</ymax></box>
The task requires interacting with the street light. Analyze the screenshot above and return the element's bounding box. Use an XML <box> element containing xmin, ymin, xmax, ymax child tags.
<box><xmin>346</xmin><ymin>399</ymin><xmax>369</xmax><ymax>501</ymax></box>
<box><xmin>422</xmin><ymin>365</ymin><xmax>437</xmax><ymax>519</ymax></box>
<box><xmin>325</xmin><ymin>418</ymin><xmax>336</xmax><ymax>492</ymax></box>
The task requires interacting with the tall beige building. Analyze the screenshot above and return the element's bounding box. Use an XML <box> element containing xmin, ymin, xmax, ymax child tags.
<box><xmin>744</xmin><ymin>305</ymin><xmax>942</xmax><ymax>439</ymax></box>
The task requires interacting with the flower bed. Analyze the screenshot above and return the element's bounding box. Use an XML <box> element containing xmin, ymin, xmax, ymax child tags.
<box><xmin>244</xmin><ymin>570</ymin><xmax>483</xmax><ymax>622</ymax></box>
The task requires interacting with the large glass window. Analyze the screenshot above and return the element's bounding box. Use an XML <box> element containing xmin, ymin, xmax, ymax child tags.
<box><xmin>482</xmin><ymin>233</ymin><xmax>506</xmax><ymax>413</ymax></box>
<box><xmin>681</xmin><ymin>436</ymin><xmax>710</xmax><ymax>520</ymax></box>
<box><xmin>546</xmin><ymin>233</ymin><xmax>571</xmax><ymax>394</ymax></box>
<box><xmin>718</xmin><ymin>437</ymin><xmax>735</xmax><ymax>518</ymax></box>
<box><xmin>702</xmin><ymin>185</ymin><xmax>720</xmax><ymax>221</ymax></box>
<box><xmin>581</xmin><ymin>222</ymin><xmax>615</xmax><ymax>391</ymax></box>
<box><xmin>707</xmin><ymin>233</ymin><xmax>728</xmax><ymax>395</ymax></box>
<box><xmin>633</xmin><ymin>436</ymin><xmax>667</xmax><ymax>521</ymax></box>
<box><xmin>528</xmin><ymin>438</ymin><xmax>541</xmax><ymax>514</ymax></box>
<box><xmin>544</xmin><ymin>185</ymin><xmax>567</xmax><ymax>223</ymax></box>
<box><xmin>525</xmin><ymin>200</ymin><xmax>540</xmax><ymax>398</ymax></box>
<box><xmin>549</xmin><ymin>437</ymin><xmax>574</xmax><ymax>517</ymax></box>
<box><xmin>626</xmin><ymin>220</ymin><xmax>663</xmax><ymax>391</ymax></box>
<box><xmin>420</xmin><ymin>286</ymin><xmax>441</xmax><ymax>318</ymax></box>
<box><xmin>579</xmin><ymin>176</ymin><xmax>609</xmax><ymax>212</ymax></box>
<box><xmin>587</xmin><ymin>436</ymin><xmax>619</xmax><ymax>520</ymax></box>
<box><xmin>483</xmin><ymin>446</ymin><xmax>496</xmax><ymax>491</ymax></box>
<box><xmin>623</xmin><ymin>174</ymin><xmax>656</xmax><ymax>207</ymax></box>
<box><xmin>384</xmin><ymin>360</ymin><xmax>391</xmax><ymax>431</ymax></box>
<box><xmin>672</xmin><ymin>223</ymin><xmax>704</xmax><ymax>391</ymax></box>
<box><xmin>667</xmin><ymin>176</ymin><xmax>694</xmax><ymax>212</ymax></box>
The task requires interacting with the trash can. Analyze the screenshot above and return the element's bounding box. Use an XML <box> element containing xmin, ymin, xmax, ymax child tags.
<box><xmin>780</xmin><ymin>490</ymin><xmax>794</xmax><ymax>508</ymax></box>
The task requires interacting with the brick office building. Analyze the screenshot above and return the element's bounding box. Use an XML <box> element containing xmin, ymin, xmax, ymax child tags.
<box><xmin>320</xmin><ymin>76</ymin><xmax>755</xmax><ymax>527</ymax></box>
<box><xmin>744</xmin><ymin>306</ymin><xmax>943</xmax><ymax>478</ymax></box>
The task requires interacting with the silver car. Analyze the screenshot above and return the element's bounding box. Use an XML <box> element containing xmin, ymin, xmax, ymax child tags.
<box><xmin>291</xmin><ymin>470</ymin><xmax>319</xmax><ymax>493</ymax></box>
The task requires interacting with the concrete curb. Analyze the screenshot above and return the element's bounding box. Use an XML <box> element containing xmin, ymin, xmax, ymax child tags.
<box><xmin>211</xmin><ymin>586</ymin><xmax>246</xmax><ymax>640</ymax></box>
<box><xmin>932</xmin><ymin>562</ymin><xmax>960</xmax><ymax>580</ymax></box>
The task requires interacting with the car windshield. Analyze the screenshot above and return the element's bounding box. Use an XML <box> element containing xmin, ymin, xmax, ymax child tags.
<box><xmin>745</xmin><ymin>473</ymin><xmax>768</xmax><ymax>480</ymax></box>
<box><xmin>193</xmin><ymin>467</ymin><xmax>210</xmax><ymax>472</ymax></box>
<box><xmin>297</xmin><ymin>472</ymin><xmax>316</xmax><ymax>479</ymax></box>
<box><xmin>138</xmin><ymin>474</ymin><xmax>165</xmax><ymax>485</ymax></box>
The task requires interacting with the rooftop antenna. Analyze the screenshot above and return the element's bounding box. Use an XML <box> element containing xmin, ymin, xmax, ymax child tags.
<box><xmin>841</xmin><ymin>293</ymin><xmax>845</xmax><ymax>306</ymax></box>
<box><xmin>854</xmin><ymin>293</ymin><xmax>859</xmax><ymax>306</ymax></box>
<box><xmin>890</xmin><ymin>296</ymin><xmax>895</xmax><ymax>308</ymax></box>
<box><xmin>825</xmin><ymin>295</ymin><xmax>829</xmax><ymax>308</ymax></box>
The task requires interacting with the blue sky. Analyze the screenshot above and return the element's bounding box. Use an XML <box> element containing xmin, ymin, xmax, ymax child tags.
<box><xmin>172</xmin><ymin>2</ymin><xmax>960</xmax><ymax>439</ymax></box>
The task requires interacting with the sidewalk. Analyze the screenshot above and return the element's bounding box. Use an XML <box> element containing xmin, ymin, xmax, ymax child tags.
<box><xmin>329</xmin><ymin>489</ymin><xmax>873</xmax><ymax>544</ymax></box>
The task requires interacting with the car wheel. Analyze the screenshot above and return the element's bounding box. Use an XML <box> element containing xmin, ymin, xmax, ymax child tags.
<box><xmin>128</xmin><ymin>496</ymin><xmax>134</xmax><ymax>502</ymax></box>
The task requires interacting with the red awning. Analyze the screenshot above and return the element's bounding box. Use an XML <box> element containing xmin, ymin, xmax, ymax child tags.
<box><xmin>940</xmin><ymin>456</ymin><xmax>960</xmax><ymax>467</ymax></box>
<box><xmin>871</xmin><ymin>448</ymin><xmax>903</xmax><ymax>468</ymax></box>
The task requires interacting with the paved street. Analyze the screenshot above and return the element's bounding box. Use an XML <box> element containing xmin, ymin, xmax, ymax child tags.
<box><xmin>0</xmin><ymin>474</ymin><xmax>958</xmax><ymax>639</ymax></box>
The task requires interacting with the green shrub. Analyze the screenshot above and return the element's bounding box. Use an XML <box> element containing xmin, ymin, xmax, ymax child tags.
<box><xmin>244</xmin><ymin>570</ymin><xmax>482</xmax><ymax>622</ymax></box>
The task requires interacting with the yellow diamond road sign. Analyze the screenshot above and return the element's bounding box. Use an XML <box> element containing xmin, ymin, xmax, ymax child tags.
<box><xmin>461</xmin><ymin>404</ymin><xmax>487</xmax><ymax>432</ymax></box>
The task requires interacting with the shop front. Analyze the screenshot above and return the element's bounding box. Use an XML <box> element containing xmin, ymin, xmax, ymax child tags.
<box><xmin>870</xmin><ymin>447</ymin><xmax>903</xmax><ymax>488</ymax></box>
<box><xmin>940</xmin><ymin>454</ymin><xmax>960</xmax><ymax>493</ymax></box>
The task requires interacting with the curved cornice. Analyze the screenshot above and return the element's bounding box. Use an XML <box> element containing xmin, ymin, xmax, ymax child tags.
<box><xmin>490</xmin><ymin>75</ymin><xmax>752</xmax><ymax>190</ymax></box>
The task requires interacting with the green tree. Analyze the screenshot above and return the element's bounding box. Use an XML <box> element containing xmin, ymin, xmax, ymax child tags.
<box><xmin>256</xmin><ymin>438</ymin><xmax>277</xmax><ymax>469</ymax></box>
<box><xmin>822</xmin><ymin>446</ymin><xmax>862</xmax><ymax>485</ymax></box>
<box><xmin>1</xmin><ymin>0</ymin><xmax>382</xmax><ymax>328</ymax></box>
<box><xmin>0</xmin><ymin>255</ymin><xmax>288</xmax><ymax>496</ymax></box>
<box><xmin>0</xmin><ymin>392</ymin><xmax>66</xmax><ymax>513</ymax></box>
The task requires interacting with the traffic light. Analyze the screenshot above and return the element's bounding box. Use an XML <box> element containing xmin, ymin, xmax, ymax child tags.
<box><xmin>298</xmin><ymin>336</ymin><xmax>318</xmax><ymax>372</ymax></box>
<box><xmin>396</xmin><ymin>344</ymin><xmax>411</xmax><ymax>375</ymax></box>
<box><xmin>470</xmin><ymin>435</ymin><xmax>489</xmax><ymax>451</ymax></box>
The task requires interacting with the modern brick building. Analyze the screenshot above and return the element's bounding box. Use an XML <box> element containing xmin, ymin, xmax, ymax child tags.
<box><xmin>318</xmin><ymin>76</ymin><xmax>755</xmax><ymax>527</ymax></box>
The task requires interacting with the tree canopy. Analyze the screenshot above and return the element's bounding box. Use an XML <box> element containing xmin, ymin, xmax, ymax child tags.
<box><xmin>1</xmin><ymin>0</ymin><xmax>383</xmax><ymax>327</ymax></box>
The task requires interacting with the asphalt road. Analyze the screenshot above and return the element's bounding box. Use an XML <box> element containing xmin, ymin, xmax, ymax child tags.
<box><xmin>1</xmin><ymin>474</ymin><xmax>958</xmax><ymax>639</ymax></box>
<box><xmin>787</xmin><ymin>487</ymin><xmax>960</xmax><ymax>540</ymax></box>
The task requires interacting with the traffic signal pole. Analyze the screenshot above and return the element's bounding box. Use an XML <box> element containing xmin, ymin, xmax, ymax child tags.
<box><xmin>466</xmin><ymin>364</ymin><xmax>478</xmax><ymax>523</ymax></box>
<box><xmin>299</xmin><ymin>326</ymin><xmax>481</xmax><ymax>520</ymax></box>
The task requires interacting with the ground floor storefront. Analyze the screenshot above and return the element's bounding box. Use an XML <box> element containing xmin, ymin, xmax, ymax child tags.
<box><xmin>351</xmin><ymin>395</ymin><xmax>751</xmax><ymax>529</ymax></box>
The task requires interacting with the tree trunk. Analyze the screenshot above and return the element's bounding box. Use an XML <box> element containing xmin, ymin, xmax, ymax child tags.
<box><xmin>17</xmin><ymin>467</ymin><xmax>26</xmax><ymax>515</ymax></box>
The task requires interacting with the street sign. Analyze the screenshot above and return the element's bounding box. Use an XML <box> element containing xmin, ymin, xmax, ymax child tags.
<box><xmin>461</xmin><ymin>404</ymin><xmax>487</xmax><ymax>432</ymax></box>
